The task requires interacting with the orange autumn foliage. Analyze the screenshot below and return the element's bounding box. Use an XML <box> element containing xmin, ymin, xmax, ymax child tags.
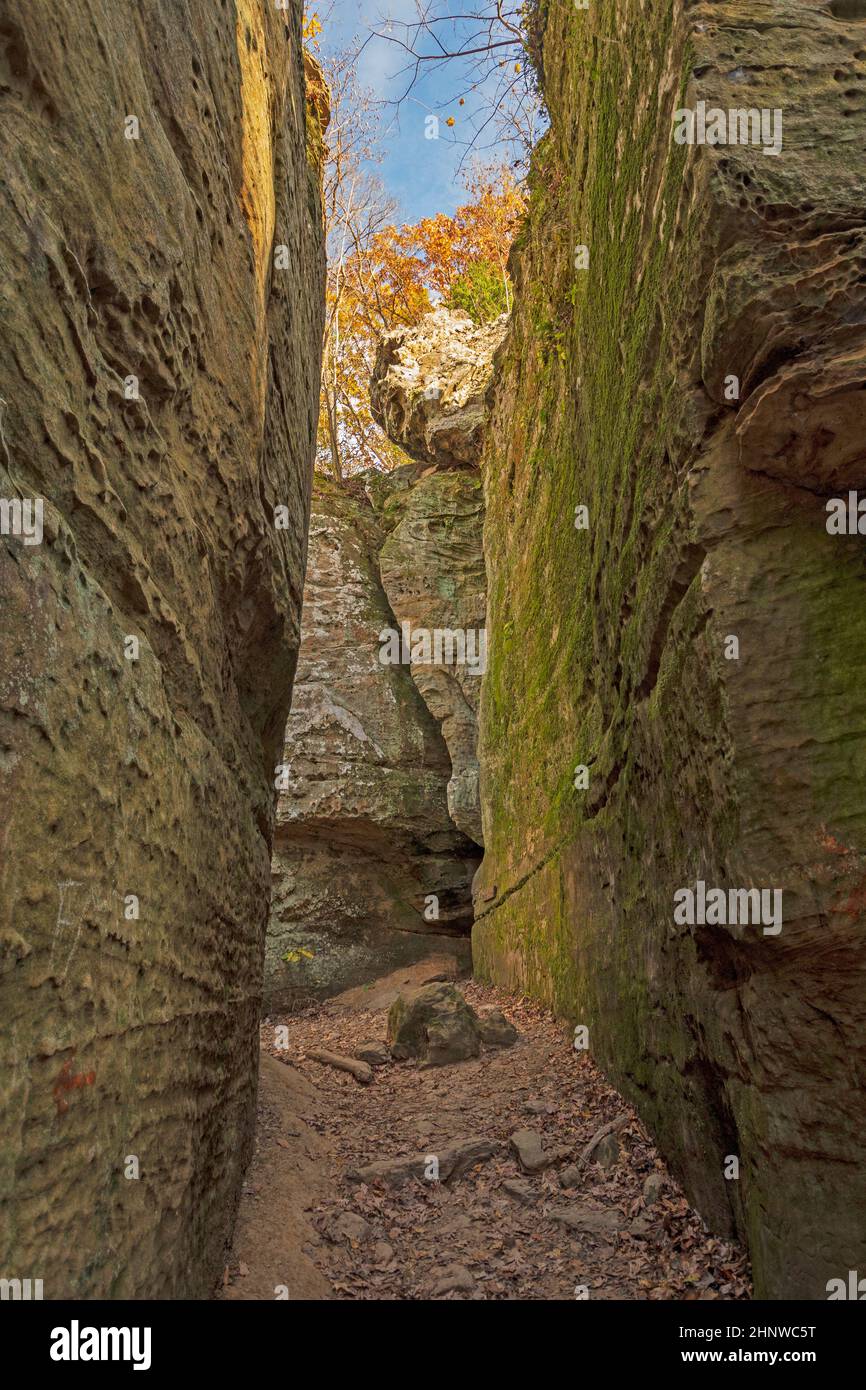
<box><xmin>319</xmin><ymin>168</ymin><xmax>525</xmax><ymax>477</ymax></box>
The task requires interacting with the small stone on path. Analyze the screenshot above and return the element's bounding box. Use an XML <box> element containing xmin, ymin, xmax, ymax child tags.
<box><xmin>430</xmin><ymin>1263</ymin><xmax>474</xmax><ymax>1296</ymax></box>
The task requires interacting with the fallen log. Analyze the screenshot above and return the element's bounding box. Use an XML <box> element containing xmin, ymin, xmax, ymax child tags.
<box><xmin>306</xmin><ymin>1049</ymin><xmax>373</xmax><ymax>1085</ymax></box>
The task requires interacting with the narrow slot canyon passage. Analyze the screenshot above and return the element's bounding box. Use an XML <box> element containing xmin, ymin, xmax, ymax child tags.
<box><xmin>221</xmin><ymin>967</ymin><xmax>750</xmax><ymax>1301</ymax></box>
<box><xmin>4</xmin><ymin>0</ymin><xmax>866</xmax><ymax>1333</ymax></box>
<box><xmin>217</xmin><ymin>302</ymin><xmax>752</xmax><ymax>1302</ymax></box>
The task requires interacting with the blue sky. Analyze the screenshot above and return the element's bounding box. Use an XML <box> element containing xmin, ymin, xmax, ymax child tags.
<box><xmin>319</xmin><ymin>0</ymin><xmax>528</xmax><ymax>223</ymax></box>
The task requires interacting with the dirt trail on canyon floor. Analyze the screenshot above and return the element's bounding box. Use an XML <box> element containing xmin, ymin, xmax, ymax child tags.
<box><xmin>219</xmin><ymin>962</ymin><xmax>751</xmax><ymax>1301</ymax></box>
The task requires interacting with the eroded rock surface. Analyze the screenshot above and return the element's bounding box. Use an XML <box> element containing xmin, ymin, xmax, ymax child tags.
<box><xmin>377</xmin><ymin>465</ymin><xmax>487</xmax><ymax>844</ymax></box>
<box><xmin>264</xmin><ymin>477</ymin><xmax>479</xmax><ymax>1008</ymax></box>
<box><xmin>265</xmin><ymin>311</ymin><xmax>502</xmax><ymax>1005</ymax></box>
<box><xmin>0</xmin><ymin>0</ymin><xmax>325</xmax><ymax>1298</ymax></box>
<box><xmin>473</xmin><ymin>0</ymin><xmax>866</xmax><ymax>1298</ymax></box>
<box><xmin>371</xmin><ymin>308</ymin><xmax>508</xmax><ymax>469</ymax></box>
<box><xmin>371</xmin><ymin>309</ymin><xmax>504</xmax><ymax>845</ymax></box>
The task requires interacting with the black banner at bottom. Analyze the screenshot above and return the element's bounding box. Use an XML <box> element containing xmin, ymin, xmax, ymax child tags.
<box><xmin>4</xmin><ymin>1296</ymin><xmax>861</xmax><ymax>1376</ymax></box>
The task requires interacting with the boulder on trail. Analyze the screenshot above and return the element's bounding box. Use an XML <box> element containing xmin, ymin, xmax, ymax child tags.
<box><xmin>509</xmin><ymin>1128</ymin><xmax>571</xmax><ymax>1175</ymax></box>
<box><xmin>642</xmin><ymin>1172</ymin><xmax>666</xmax><ymax>1207</ymax></box>
<box><xmin>502</xmin><ymin>1178</ymin><xmax>537</xmax><ymax>1206</ymax></box>
<box><xmin>322</xmin><ymin>1211</ymin><xmax>372</xmax><ymax>1247</ymax></box>
<box><xmin>550</xmin><ymin>1204</ymin><xmax>624</xmax><ymax>1237</ymax></box>
<box><xmin>354</xmin><ymin>1041</ymin><xmax>391</xmax><ymax>1068</ymax></box>
<box><xmin>477</xmin><ymin>1008</ymin><xmax>519</xmax><ymax>1047</ymax></box>
<box><xmin>387</xmin><ymin>982</ymin><xmax>481</xmax><ymax>1064</ymax></box>
<box><xmin>430</xmin><ymin>1263</ymin><xmax>475</xmax><ymax>1297</ymax></box>
<box><xmin>594</xmin><ymin>1133</ymin><xmax>622</xmax><ymax>1170</ymax></box>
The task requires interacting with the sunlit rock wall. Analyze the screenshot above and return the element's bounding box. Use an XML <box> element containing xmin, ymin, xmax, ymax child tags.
<box><xmin>0</xmin><ymin>0</ymin><xmax>325</xmax><ymax>1297</ymax></box>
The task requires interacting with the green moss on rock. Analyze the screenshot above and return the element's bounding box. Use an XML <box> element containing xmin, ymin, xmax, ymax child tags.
<box><xmin>475</xmin><ymin>0</ymin><xmax>866</xmax><ymax>1298</ymax></box>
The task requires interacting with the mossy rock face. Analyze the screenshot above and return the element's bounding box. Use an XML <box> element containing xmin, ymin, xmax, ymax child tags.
<box><xmin>387</xmin><ymin>983</ymin><xmax>481</xmax><ymax>1064</ymax></box>
<box><xmin>474</xmin><ymin>0</ymin><xmax>866</xmax><ymax>1298</ymax></box>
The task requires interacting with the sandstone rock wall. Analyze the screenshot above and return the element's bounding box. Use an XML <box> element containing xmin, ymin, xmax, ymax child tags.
<box><xmin>265</xmin><ymin>475</ymin><xmax>478</xmax><ymax>1008</ymax></box>
<box><xmin>474</xmin><ymin>0</ymin><xmax>866</xmax><ymax>1298</ymax></box>
<box><xmin>378</xmin><ymin>466</ymin><xmax>487</xmax><ymax>845</ymax></box>
<box><xmin>371</xmin><ymin>309</ymin><xmax>507</xmax><ymax>844</ymax></box>
<box><xmin>371</xmin><ymin>306</ymin><xmax>508</xmax><ymax>471</ymax></box>
<box><xmin>264</xmin><ymin>311</ymin><xmax>502</xmax><ymax>1007</ymax></box>
<box><xmin>0</xmin><ymin>0</ymin><xmax>325</xmax><ymax>1298</ymax></box>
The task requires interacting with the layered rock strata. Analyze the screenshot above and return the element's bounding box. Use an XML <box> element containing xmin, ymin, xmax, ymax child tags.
<box><xmin>265</xmin><ymin>310</ymin><xmax>504</xmax><ymax>1004</ymax></box>
<box><xmin>265</xmin><ymin>476</ymin><xmax>478</xmax><ymax>1007</ymax></box>
<box><xmin>472</xmin><ymin>0</ymin><xmax>866</xmax><ymax>1299</ymax></box>
<box><xmin>0</xmin><ymin>0</ymin><xmax>325</xmax><ymax>1298</ymax></box>
<box><xmin>371</xmin><ymin>309</ymin><xmax>507</xmax><ymax>844</ymax></box>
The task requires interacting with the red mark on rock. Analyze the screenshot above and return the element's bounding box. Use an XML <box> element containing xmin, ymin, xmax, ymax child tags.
<box><xmin>53</xmin><ymin>1055</ymin><xmax>96</xmax><ymax>1115</ymax></box>
<box><xmin>818</xmin><ymin>826</ymin><xmax>853</xmax><ymax>858</ymax></box>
